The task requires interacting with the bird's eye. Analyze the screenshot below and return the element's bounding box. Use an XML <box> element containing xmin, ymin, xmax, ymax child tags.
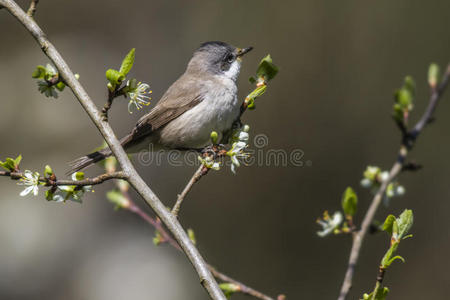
<box><xmin>225</xmin><ymin>54</ymin><xmax>234</xmax><ymax>63</ymax></box>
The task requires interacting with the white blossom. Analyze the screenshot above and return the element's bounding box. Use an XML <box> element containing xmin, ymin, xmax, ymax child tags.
<box><xmin>18</xmin><ymin>170</ymin><xmax>40</xmax><ymax>196</ymax></box>
<box><xmin>317</xmin><ymin>211</ymin><xmax>343</xmax><ymax>237</ymax></box>
<box><xmin>127</xmin><ymin>81</ymin><xmax>152</xmax><ymax>113</ymax></box>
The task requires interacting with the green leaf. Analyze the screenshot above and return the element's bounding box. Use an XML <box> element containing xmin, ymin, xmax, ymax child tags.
<box><xmin>364</xmin><ymin>287</ymin><xmax>389</xmax><ymax>300</ymax></box>
<box><xmin>341</xmin><ymin>187</ymin><xmax>358</xmax><ymax>217</ymax></box>
<box><xmin>119</xmin><ymin>48</ymin><xmax>135</xmax><ymax>76</ymax></box>
<box><xmin>387</xmin><ymin>255</ymin><xmax>405</xmax><ymax>266</ymax></box>
<box><xmin>32</xmin><ymin>65</ymin><xmax>47</xmax><ymax>79</ymax></box>
<box><xmin>428</xmin><ymin>63</ymin><xmax>440</xmax><ymax>87</ymax></box>
<box><xmin>0</xmin><ymin>156</ymin><xmax>21</xmax><ymax>171</ymax></box>
<box><xmin>256</xmin><ymin>54</ymin><xmax>279</xmax><ymax>81</ymax></box>
<box><xmin>381</xmin><ymin>242</ymin><xmax>399</xmax><ymax>268</ymax></box>
<box><xmin>382</xmin><ymin>215</ymin><xmax>396</xmax><ymax>235</ymax></box>
<box><xmin>249</xmin><ymin>76</ymin><xmax>256</xmax><ymax>84</ymax></box>
<box><xmin>396</xmin><ymin>209</ymin><xmax>413</xmax><ymax>239</ymax></box>
<box><xmin>105</xmin><ymin>69</ymin><xmax>125</xmax><ymax>85</ymax></box>
<box><xmin>247</xmin><ymin>85</ymin><xmax>267</xmax><ymax>101</ymax></box>
<box><xmin>14</xmin><ymin>155</ymin><xmax>22</xmax><ymax>168</ymax></box>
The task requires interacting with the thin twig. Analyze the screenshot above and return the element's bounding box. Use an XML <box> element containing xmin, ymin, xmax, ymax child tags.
<box><xmin>337</xmin><ymin>63</ymin><xmax>450</xmax><ymax>300</ymax></box>
<box><xmin>172</xmin><ymin>165</ymin><xmax>208</xmax><ymax>217</ymax></box>
<box><xmin>0</xmin><ymin>1</ymin><xmax>226</xmax><ymax>298</ymax></box>
<box><xmin>102</xmin><ymin>86</ymin><xmax>126</xmax><ymax>121</ymax></box>
<box><xmin>0</xmin><ymin>170</ymin><xmax>126</xmax><ymax>186</ymax></box>
<box><xmin>26</xmin><ymin>0</ymin><xmax>38</xmax><ymax>17</ymax></box>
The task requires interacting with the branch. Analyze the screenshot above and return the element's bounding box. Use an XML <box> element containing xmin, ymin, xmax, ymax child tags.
<box><xmin>337</xmin><ymin>63</ymin><xmax>450</xmax><ymax>300</ymax></box>
<box><xmin>0</xmin><ymin>1</ymin><xmax>226</xmax><ymax>299</ymax></box>
<box><xmin>0</xmin><ymin>170</ymin><xmax>126</xmax><ymax>186</ymax></box>
<box><xmin>172</xmin><ymin>164</ymin><xmax>209</xmax><ymax>217</ymax></box>
<box><xmin>102</xmin><ymin>85</ymin><xmax>126</xmax><ymax>121</ymax></box>
<box><xmin>26</xmin><ymin>0</ymin><xmax>38</xmax><ymax>17</ymax></box>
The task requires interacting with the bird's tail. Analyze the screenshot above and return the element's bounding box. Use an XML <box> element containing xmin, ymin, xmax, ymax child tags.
<box><xmin>66</xmin><ymin>148</ymin><xmax>111</xmax><ymax>175</ymax></box>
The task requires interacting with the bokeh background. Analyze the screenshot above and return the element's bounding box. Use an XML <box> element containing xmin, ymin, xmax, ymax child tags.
<box><xmin>1</xmin><ymin>0</ymin><xmax>450</xmax><ymax>299</ymax></box>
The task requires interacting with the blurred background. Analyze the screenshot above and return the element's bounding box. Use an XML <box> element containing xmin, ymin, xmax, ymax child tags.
<box><xmin>1</xmin><ymin>0</ymin><xmax>450</xmax><ymax>299</ymax></box>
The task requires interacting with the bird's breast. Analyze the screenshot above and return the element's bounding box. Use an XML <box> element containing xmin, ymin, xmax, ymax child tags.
<box><xmin>158</xmin><ymin>80</ymin><xmax>241</xmax><ymax>149</ymax></box>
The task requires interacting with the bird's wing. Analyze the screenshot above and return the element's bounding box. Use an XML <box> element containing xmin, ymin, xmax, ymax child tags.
<box><xmin>121</xmin><ymin>75</ymin><xmax>204</xmax><ymax>146</ymax></box>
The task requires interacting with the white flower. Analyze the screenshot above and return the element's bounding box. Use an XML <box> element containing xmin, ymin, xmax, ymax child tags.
<box><xmin>317</xmin><ymin>211</ymin><xmax>343</xmax><ymax>237</ymax></box>
<box><xmin>386</xmin><ymin>182</ymin><xmax>405</xmax><ymax>198</ymax></box>
<box><xmin>127</xmin><ymin>81</ymin><xmax>152</xmax><ymax>113</ymax></box>
<box><xmin>228</xmin><ymin>141</ymin><xmax>249</xmax><ymax>174</ymax></box>
<box><xmin>229</xmin><ymin>124</ymin><xmax>250</xmax><ymax>144</ymax></box>
<box><xmin>379</xmin><ymin>171</ymin><xmax>389</xmax><ymax>182</ymax></box>
<box><xmin>360</xmin><ymin>178</ymin><xmax>372</xmax><ymax>188</ymax></box>
<box><xmin>396</xmin><ymin>185</ymin><xmax>405</xmax><ymax>196</ymax></box>
<box><xmin>18</xmin><ymin>170</ymin><xmax>40</xmax><ymax>196</ymax></box>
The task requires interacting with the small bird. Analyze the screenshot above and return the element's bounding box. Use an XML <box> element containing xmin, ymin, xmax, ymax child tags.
<box><xmin>68</xmin><ymin>41</ymin><xmax>253</xmax><ymax>173</ymax></box>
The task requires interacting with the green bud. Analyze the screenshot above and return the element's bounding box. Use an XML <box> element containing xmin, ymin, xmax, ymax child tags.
<box><xmin>74</xmin><ymin>172</ymin><xmax>85</xmax><ymax>181</ymax></box>
<box><xmin>55</xmin><ymin>81</ymin><xmax>66</xmax><ymax>92</ymax></box>
<box><xmin>219</xmin><ymin>283</ymin><xmax>240</xmax><ymax>297</ymax></box>
<box><xmin>428</xmin><ymin>63</ymin><xmax>440</xmax><ymax>88</ymax></box>
<box><xmin>153</xmin><ymin>232</ymin><xmax>163</xmax><ymax>246</ymax></box>
<box><xmin>44</xmin><ymin>165</ymin><xmax>53</xmax><ymax>177</ymax></box>
<box><xmin>187</xmin><ymin>228</ymin><xmax>196</xmax><ymax>245</ymax></box>
<box><xmin>106</xmin><ymin>69</ymin><xmax>125</xmax><ymax>85</ymax></box>
<box><xmin>107</xmin><ymin>82</ymin><xmax>114</xmax><ymax>92</ymax></box>
<box><xmin>341</xmin><ymin>187</ymin><xmax>358</xmax><ymax>217</ymax></box>
<box><xmin>210</xmin><ymin>131</ymin><xmax>218</xmax><ymax>144</ymax></box>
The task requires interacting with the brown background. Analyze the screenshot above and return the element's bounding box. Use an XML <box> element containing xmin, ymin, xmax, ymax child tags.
<box><xmin>1</xmin><ymin>0</ymin><xmax>450</xmax><ymax>299</ymax></box>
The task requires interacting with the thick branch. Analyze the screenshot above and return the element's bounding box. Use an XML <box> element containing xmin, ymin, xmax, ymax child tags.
<box><xmin>0</xmin><ymin>1</ymin><xmax>226</xmax><ymax>299</ymax></box>
<box><xmin>337</xmin><ymin>64</ymin><xmax>450</xmax><ymax>300</ymax></box>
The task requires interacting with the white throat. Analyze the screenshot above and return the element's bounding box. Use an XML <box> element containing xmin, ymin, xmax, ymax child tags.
<box><xmin>223</xmin><ymin>60</ymin><xmax>241</xmax><ymax>81</ymax></box>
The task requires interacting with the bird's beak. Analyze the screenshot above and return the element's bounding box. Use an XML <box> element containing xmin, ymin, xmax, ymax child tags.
<box><xmin>237</xmin><ymin>47</ymin><xmax>253</xmax><ymax>57</ymax></box>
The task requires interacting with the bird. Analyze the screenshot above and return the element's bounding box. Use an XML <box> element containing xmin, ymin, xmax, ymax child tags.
<box><xmin>68</xmin><ymin>41</ymin><xmax>253</xmax><ymax>174</ymax></box>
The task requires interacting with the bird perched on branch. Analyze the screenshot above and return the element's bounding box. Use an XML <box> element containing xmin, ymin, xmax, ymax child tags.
<box><xmin>68</xmin><ymin>41</ymin><xmax>253</xmax><ymax>173</ymax></box>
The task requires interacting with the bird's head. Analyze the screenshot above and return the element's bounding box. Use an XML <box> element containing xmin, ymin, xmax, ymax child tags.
<box><xmin>187</xmin><ymin>41</ymin><xmax>253</xmax><ymax>81</ymax></box>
